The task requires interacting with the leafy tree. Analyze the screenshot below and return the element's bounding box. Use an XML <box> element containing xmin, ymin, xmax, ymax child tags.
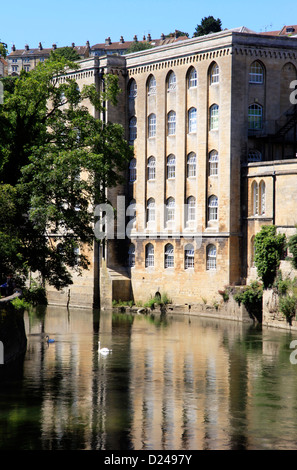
<box><xmin>48</xmin><ymin>46</ymin><xmax>81</xmax><ymax>62</ymax></box>
<box><xmin>254</xmin><ymin>225</ymin><xmax>286</xmax><ymax>289</ymax></box>
<box><xmin>0</xmin><ymin>41</ymin><xmax>7</xmax><ymax>58</ymax></box>
<box><xmin>0</xmin><ymin>58</ymin><xmax>133</xmax><ymax>289</ymax></box>
<box><xmin>165</xmin><ymin>30</ymin><xmax>189</xmax><ymax>38</ymax></box>
<box><xmin>126</xmin><ymin>42</ymin><xmax>154</xmax><ymax>54</ymax></box>
<box><xmin>193</xmin><ymin>16</ymin><xmax>222</xmax><ymax>37</ymax></box>
<box><xmin>287</xmin><ymin>227</ymin><xmax>297</xmax><ymax>269</ymax></box>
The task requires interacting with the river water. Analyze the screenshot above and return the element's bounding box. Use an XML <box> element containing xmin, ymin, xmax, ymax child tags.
<box><xmin>1</xmin><ymin>306</ymin><xmax>297</xmax><ymax>450</ymax></box>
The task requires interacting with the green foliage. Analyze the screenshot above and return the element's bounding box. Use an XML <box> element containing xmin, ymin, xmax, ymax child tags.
<box><xmin>23</xmin><ymin>281</ymin><xmax>47</xmax><ymax>306</ymax></box>
<box><xmin>144</xmin><ymin>292</ymin><xmax>172</xmax><ymax>309</ymax></box>
<box><xmin>218</xmin><ymin>288</ymin><xmax>229</xmax><ymax>302</ymax></box>
<box><xmin>126</xmin><ymin>42</ymin><xmax>154</xmax><ymax>54</ymax></box>
<box><xmin>287</xmin><ymin>229</ymin><xmax>297</xmax><ymax>270</ymax></box>
<box><xmin>11</xmin><ymin>297</ymin><xmax>30</xmax><ymax>311</ymax></box>
<box><xmin>274</xmin><ymin>271</ymin><xmax>290</xmax><ymax>295</ymax></box>
<box><xmin>0</xmin><ymin>41</ymin><xmax>8</xmax><ymax>58</ymax></box>
<box><xmin>0</xmin><ymin>58</ymin><xmax>133</xmax><ymax>291</ymax></box>
<box><xmin>165</xmin><ymin>30</ymin><xmax>189</xmax><ymax>38</ymax></box>
<box><xmin>193</xmin><ymin>16</ymin><xmax>222</xmax><ymax>37</ymax></box>
<box><xmin>254</xmin><ymin>226</ymin><xmax>286</xmax><ymax>288</ymax></box>
<box><xmin>48</xmin><ymin>47</ymin><xmax>81</xmax><ymax>62</ymax></box>
<box><xmin>279</xmin><ymin>294</ymin><xmax>297</xmax><ymax>323</ymax></box>
<box><xmin>234</xmin><ymin>282</ymin><xmax>263</xmax><ymax>321</ymax></box>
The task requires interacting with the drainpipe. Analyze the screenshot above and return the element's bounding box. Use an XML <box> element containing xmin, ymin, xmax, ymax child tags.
<box><xmin>272</xmin><ymin>171</ymin><xmax>276</xmax><ymax>225</ymax></box>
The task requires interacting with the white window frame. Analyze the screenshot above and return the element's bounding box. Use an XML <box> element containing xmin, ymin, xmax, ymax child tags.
<box><xmin>168</xmin><ymin>111</ymin><xmax>176</xmax><ymax>135</ymax></box>
<box><xmin>145</xmin><ymin>244</ymin><xmax>154</xmax><ymax>267</ymax></box>
<box><xmin>129</xmin><ymin>117</ymin><xmax>137</xmax><ymax>142</ymax></box>
<box><xmin>185</xmin><ymin>244</ymin><xmax>194</xmax><ymax>269</ymax></box>
<box><xmin>167</xmin><ymin>155</ymin><xmax>176</xmax><ymax>179</ymax></box>
<box><xmin>210</xmin><ymin>63</ymin><xmax>219</xmax><ymax>84</ymax></box>
<box><xmin>129</xmin><ymin>159</ymin><xmax>137</xmax><ymax>182</ymax></box>
<box><xmin>210</xmin><ymin>104</ymin><xmax>219</xmax><ymax>130</ymax></box>
<box><xmin>148</xmin><ymin>76</ymin><xmax>156</xmax><ymax>95</ymax></box>
<box><xmin>147</xmin><ymin>156</ymin><xmax>156</xmax><ymax>180</ymax></box>
<box><xmin>147</xmin><ymin>198</ymin><xmax>155</xmax><ymax>223</ymax></box>
<box><xmin>209</xmin><ymin>150</ymin><xmax>218</xmax><ymax>176</ymax></box>
<box><xmin>188</xmin><ymin>107</ymin><xmax>197</xmax><ymax>133</ymax></box>
<box><xmin>206</xmin><ymin>245</ymin><xmax>217</xmax><ymax>270</ymax></box>
<box><xmin>208</xmin><ymin>195</ymin><xmax>218</xmax><ymax>221</ymax></box>
<box><xmin>129</xmin><ymin>79</ymin><xmax>137</xmax><ymax>98</ymax></box>
<box><xmin>164</xmin><ymin>244</ymin><xmax>174</xmax><ymax>268</ymax></box>
<box><xmin>249</xmin><ymin>61</ymin><xmax>264</xmax><ymax>84</ymax></box>
<box><xmin>186</xmin><ymin>196</ymin><xmax>196</xmax><ymax>223</ymax></box>
<box><xmin>165</xmin><ymin>197</ymin><xmax>175</xmax><ymax>224</ymax></box>
<box><xmin>168</xmin><ymin>72</ymin><xmax>176</xmax><ymax>91</ymax></box>
<box><xmin>187</xmin><ymin>152</ymin><xmax>196</xmax><ymax>178</ymax></box>
<box><xmin>148</xmin><ymin>114</ymin><xmax>156</xmax><ymax>138</ymax></box>
<box><xmin>188</xmin><ymin>68</ymin><xmax>197</xmax><ymax>88</ymax></box>
<box><xmin>248</xmin><ymin>104</ymin><xmax>263</xmax><ymax>130</ymax></box>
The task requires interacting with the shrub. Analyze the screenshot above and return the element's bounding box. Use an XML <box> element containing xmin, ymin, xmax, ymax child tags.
<box><xmin>254</xmin><ymin>226</ymin><xmax>286</xmax><ymax>288</ymax></box>
<box><xmin>279</xmin><ymin>294</ymin><xmax>297</xmax><ymax>324</ymax></box>
<box><xmin>233</xmin><ymin>281</ymin><xmax>263</xmax><ymax>321</ymax></box>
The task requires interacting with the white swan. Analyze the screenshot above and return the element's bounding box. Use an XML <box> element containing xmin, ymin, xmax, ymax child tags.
<box><xmin>98</xmin><ymin>341</ymin><xmax>112</xmax><ymax>355</ymax></box>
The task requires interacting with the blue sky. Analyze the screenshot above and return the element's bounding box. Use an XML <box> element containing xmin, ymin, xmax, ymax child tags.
<box><xmin>1</xmin><ymin>0</ymin><xmax>296</xmax><ymax>51</ymax></box>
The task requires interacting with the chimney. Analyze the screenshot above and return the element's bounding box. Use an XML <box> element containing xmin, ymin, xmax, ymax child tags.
<box><xmin>25</xmin><ymin>44</ymin><xmax>29</xmax><ymax>51</ymax></box>
<box><xmin>161</xmin><ymin>33</ymin><xmax>165</xmax><ymax>40</ymax></box>
<box><xmin>39</xmin><ymin>42</ymin><xmax>43</xmax><ymax>50</ymax></box>
<box><xmin>86</xmin><ymin>40</ymin><xmax>90</xmax><ymax>48</ymax></box>
<box><xmin>143</xmin><ymin>35</ymin><xmax>146</xmax><ymax>41</ymax></box>
<box><xmin>133</xmin><ymin>35</ymin><xmax>138</xmax><ymax>42</ymax></box>
<box><xmin>105</xmin><ymin>37</ymin><xmax>111</xmax><ymax>45</ymax></box>
<box><xmin>119</xmin><ymin>36</ymin><xmax>124</xmax><ymax>43</ymax></box>
<box><xmin>72</xmin><ymin>42</ymin><xmax>75</xmax><ymax>48</ymax></box>
<box><xmin>147</xmin><ymin>33</ymin><xmax>151</xmax><ymax>42</ymax></box>
<box><xmin>52</xmin><ymin>43</ymin><xmax>57</xmax><ymax>50</ymax></box>
<box><xmin>12</xmin><ymin>44</ymin><xmax>16</xmax><ymax>51</ymax></box>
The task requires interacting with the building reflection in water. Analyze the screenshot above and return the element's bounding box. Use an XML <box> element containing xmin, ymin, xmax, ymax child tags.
<box><xmin>19</xmin><ymin>307</ymin><xmax>297</xmax><ymax>450</ymax></box>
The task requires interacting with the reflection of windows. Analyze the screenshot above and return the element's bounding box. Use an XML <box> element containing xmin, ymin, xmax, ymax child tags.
<box><xmin>129</xmin><ymin>159</ymin><xmax>136</xmax><ymax>182</ymax></box>
<box><xmin>187</xmin><ymin>152</ymin><xmax>196</xmax><ymax>177</ymax></box>
<box><xmin>148</xmin><ymin>75</ymin><xmax>156</xmax><ymax>95</ymax></box>
<box><xmin>188</xmin><ymin>107</ymin><xmax>197</xmax><ymax>133</ymax></box>
<box><xmin>148</xmin><ymin>114</ymin><xmax>156</xmax><ymax>137</ymax></box>
<box><xmin>129</xmin><ymin>117</ymin><xmax>137</xmax><ymax>141</ymax></box>
<box><xmin>206</xmin><ymin>245</ymin><xmax>217</xmax><ymax>270</ymax></box>
<box><xmin>248</xmin><ymin>104</ymin><xmax>263</xmax><ymax>130</ymax></box>
<box><xmin>185</xmin><ymin>244</ymin><xmax>194</xmax><ymax>269</ymax></box>
<box><xmin>168</xmin><ymin>111</ymin><xmax>176</xmax><ymax>135</ymax></box>
<box><xmin>164</xmin><ymin>243</ymin><xmax>174</xmax><ymax>268</ymax></box>
<box><xmin>208</xmin><ymin>195</ymin><xmax>218</xmax><ymax>221</ymax></box>
<box><xmin>209</xmin><ymin>150</ymin><xmax>218</xmax><ymax>176</ymax></box>
<box><xmin>210</xmin><ymin>63</ymin><xmax>219</xmax><ymax>84</ymax></box>
<box><xmin>129</xmin><ymin>79</ymin><xmax>137</xmax><ymax>98</ymax></box>
<box><xmin>128</xmin><ymin>244</ymin><xmax>135</xmax><ymax>267</ymax></box>
<box><xmin>147</xmin><ymin>198</ymin><xmax>155</xmax><ymax>223</ymax></box>
<box><xmin>165</xmin><ymin>197</ymin><xmax>175</xmax><ymax>224</ymax></box>
<box><xmin>167</xmin><ymin>155</ymin><xmax>176</xmax><ymax>179</ymax></box>
<box><xmin>186</xmin><ymin>196</ymin><xmax>196</xmax><ymax>223</ymax></box>
<box><xmin>210</xmin><ymin>104</ymin><xmax>219</xmax><ymax>130</ymax></box>
<box><xmin>145</xmin><ymin>243</ymin><xmax>154</xmax><ymax>267</ymax></box>
<box><xmin>147</xmin><ymin>156</ymin><xmax>156</xmax><ymax>180</ymax></box>
<box><xmin>248</xmin><ymin>149</ymin><xmax>262</xmax><ymax>162</ymax></box>
<box><xmin>168</xmin><ymin>72</ymin><xmax>176</xmax><ymax>91</ymax></box>
<box><xmin>188</xmin><ymin>67</ymin><xmax>197</xmax><ymax>88</ymax></box>
<box><xmin>249</xmin><ymin>61</ymin><xmax>264</xmax><ymax>84</ymax></box>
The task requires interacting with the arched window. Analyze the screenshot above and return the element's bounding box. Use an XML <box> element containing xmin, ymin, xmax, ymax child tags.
<box><xmin>127</xmin><ymin>199</ymin><xmax>136</xmax><ymax>226</ymax></box>
<box><xmin>248</xmin><ymin>149</ymin><xmax>262</xmax><ymax>162</ymax></box>
<box><xmin>188</xmin><ymin>107</ymin><xmax>197</xmax><ymax>133</ymax></box>
<box><xmin>147</xmin><ymin>198</ymin><xmax>155</xmax><ymax>223</ymax></box>
<box><xmin>206</xmin><ymin>244</ymin><xmax>217</xmax><ymax>270</ymax></box>
<box><xmin>129</xmin><ymin>159</ymin><xmax>136</xmax><ymax>182</ymax></box>
<box><xmin>210</xmin><ymin>62</ymin><xmax>219</xmax><ymax>84</ymax></box>
<box><xmin>129</xmin><ymin>116</ymin><xmax>137</xmax><ymax>142</ymax></box>
<box><xmin>209</xmin><ymin>150</ymin><xmax>218</xmax><ymax>176</ymax></box>
<box><xmin>185</xmin><ymin>243</ymin><xmax>194</xmax><ymax>269</ymax></box>
<box><xmin>148</xmin><ymin>113</ymin><xmax>156</xmax><ymax>137</ymax></box>
<box><xmin>209</xmin><ymin>104</ymin><xmax>219</xmax><ymax>130</ymax></box>
<box><xmin>186</xmin><ymin>196</ymin><xmax>196</xmax><ymax>223</ymax></box>
<box><xmin>208</xmin><ymin>195</ymin><xmax>218</xmax><ymax>221</ymax></box>
<box><xmin>248</xmin><ymin>104</ymin><xmax>263</xmax><ymax>130</ymax></box>
<box><xmin>249</xmin><ymin>61</ymin><xmax>264</xmax><ymax>84</ymax></box>
<box><xmin>167</xmin><ymin>154</ymin><xmax>176</xmax><ymax>179</ymax></box>
<box><xmin>252</xmin><ymin>181</ymin><xmax>259</xmax><ymax>215</ymax></box>
<box><xmin>260</xmin><ymin>180</ymin><xmax>266</xmax><ymax>215</ymax></box>
<box><xmin>145</xmin><ymin>243</ymin><xmax>154</xmax><ymax>267</ymax></box>
<box><xmin>187</xmin><ymin>152</ymin><xmax>196</xmax><ymax>177</ymax></box>
<box><xmin>164</xmin><ymin>243</ymin><xmax>174</xmax><ymax>268</ymax></box>
<box><xmin>167</xmin><ymin>71</ymin><xmax>176</xmax><ymax>91</ymax></box>
<box><xmin>188</xmin><ymin>67</ymin><xmax>197</xmax><ymax>88</ymax></box>
<box><xmin>148</xmin><ymin>75</ymin><xmax>156</xmax><ymax>95</ymax></box>
<box><xmin>128</xmin><ymin>244</ymin><xmax>135</xmax><ymax>267</ymax></box>
<box><xmin>167</xmin><ymin>111</ymin><xmax>176</xmax><ymax>135</ymax></box>
<box><xmin>147</xmin><ymin>156</ymin><xmax>156</xmax><ymax>180</ymax></box>
<box><xmin>128</xmin><ymin>79</ymin><xmax>137</xmax><ymax>98</ymax></box>
<box><xmin>165</xmin><ymin>197</ymin><xmax>175</xmax><ymax>224</ymax></box>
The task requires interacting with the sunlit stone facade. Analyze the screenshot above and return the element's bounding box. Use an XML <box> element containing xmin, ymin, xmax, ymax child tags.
<box><xmin>46</xmin><ymin>28</ymin><xmax>297</xmax><ymax>309</ymax></box>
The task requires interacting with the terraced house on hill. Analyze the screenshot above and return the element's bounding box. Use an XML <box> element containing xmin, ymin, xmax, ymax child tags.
<box><xmin>45</xmin><ymin>26</ymin><xmax>297</xmax><ymax>309</ymax></box>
